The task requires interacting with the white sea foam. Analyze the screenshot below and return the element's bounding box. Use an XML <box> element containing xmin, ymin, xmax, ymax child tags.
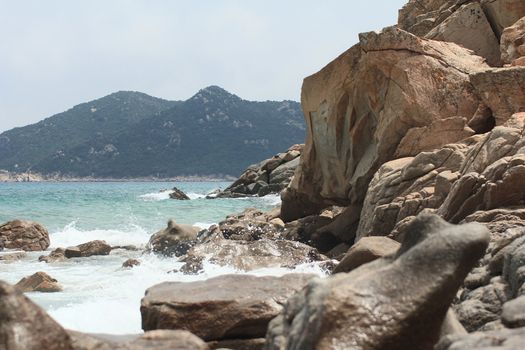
<box><xmin>186</xmin><ymin>192</ymin><xmax>206</xmax><ymax>200</ymax></box>
<box><xmin>138</xmin><ymin>190</ymin><xmax>172</xmax><ymax>201</ymax></box>
<box><xmin>49</xmin><ymin>222</ymin><xmax>150</xmax><ymax>248</ymax></box>
<box><xmin>193</xmin><ymin>222</ymin><xmax>215</xmax><ymax>230</ymax></box>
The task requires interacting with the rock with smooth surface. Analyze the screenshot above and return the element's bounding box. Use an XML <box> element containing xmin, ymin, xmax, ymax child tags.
<box><xmin>333</xmin><ymin>236</ymin><xmax>400</xmax><ymax>273</ymax></box>
<box><xmin>281</xmin><ymin>26</ymin><xmax>486</xmax><ymax>222</ymax></box>
<box><xmin>141</xmin><ymin>274</ymin><xmax>315</xmax><ymax>342</ymax></box>
<box><xmin>15</xmin><ymin>271</ymin><xmax>63</xmax><ymax>293</ymax></box>
<box><xmin>481</xmin><ymin>0</ymin><xmax>525</xmax><ymax>38</ymax></box>
<box><xmin>265</xmin><ymin>214</ymin><xmax>489</xmax><ymax>350</ymax></box>
<box><xmin>0</xmin><ymin>281</ymin><xmax>72</xmax><ymax>349</ymax></box>
<box><xmin>0</xmin><ymin>220</ymin><xmax>50</xmax><ymax>251</ymax></box>
<box><xmin>502</xmin><ymin>295</ymin><xmax>525</xmax><ymax>328</ymax></box>
<box><xmin>501</xmin><ymin>16</ymin><xmax>525</xmax><ymax>65</ymax></box>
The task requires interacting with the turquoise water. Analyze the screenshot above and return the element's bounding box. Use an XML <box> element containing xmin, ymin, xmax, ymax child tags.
<box><xmin>0</xmin><ymin>181</ymin><xmax>327</xmax><ymax>334</ymax></box>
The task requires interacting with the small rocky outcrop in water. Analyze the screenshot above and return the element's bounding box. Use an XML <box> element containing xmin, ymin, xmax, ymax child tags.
<box><xmin>0</xmin><ymin>220</ymin><xmax>50</xmax><ymax>251</ymax></box>
<box><xmin>65</xmin><ymin>240</ymin><xmax>112</xmax><ymax>258</ymax></box>
<box><xmin>141</xmin><ymin>274</ymin><xmax>315</xmax><ymax>347</ymax></box>
<box><xmin>213</xmin><ymin>144</ymin><xmax>303</xmax><ymax>198</ymax></box>
<box><xmin>15</xmin><ymin>272</ymin><xmax>63</xmax><ymax>293</ymax></box>
<box><xmin>147</xmin><ymin>220</ymin><xmax>200</xmax><ymax>256</ymax></box>
<box><xmin>168</xmin><ymin>187</ymin><xmax>190</xmax><ymax>200</ymax></box>
<box><xmin>265</xmin><ymin>214</ymin><xmax>489</xmax><ymax>350</ymax></box>
<box><xmin>122</xmin><ymin>258</ymin><xmax>141</xmax><ymax>268</ymax></box>
<box><xmin>39</xmin><ymin>248</ymin><xmax>67</xmax><ymax>263</ymax></box>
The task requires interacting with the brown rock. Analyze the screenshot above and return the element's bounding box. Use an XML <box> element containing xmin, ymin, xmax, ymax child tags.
<box><xmin>481</xmin><ymin>0</ymin><xmax>525</xmax><ymax>38</ymax></box>
<box><xmin>265</xmin><ymin>214</ymin><xmax>489</xmax><ymax>350</ymax></box>
<box><xmin>169</xmin><ymin>187</ymin><xmax>190</xmax><ymax>200</ymax></box>
<box><xmin>15</xmin><ymin>271</ymin><xmax>63</xmax><ymax>293</ymax></box>
<box><xmin>65</xmin><ymin>240</ymin><xmax>112</xmax><ymax>258</ymax></box>
<box><xmin>470</xmin><ymin>67</ymin><xmax>525</xmax><ymax>124</ymax></box>
<box><xmin>141</xmin><ymin>274</ymin><xmax>315</xmax><ymax>342</ymax></box>
<box><xmin>502</xmin><ymin>295</ymin><xmax>525</xmax><ymax>328</ymax></box>
<box><xmin>0</xmin><ymin>251</ymin><xmax>27</xmax><ymax>262</ymax></box>
<box><xmin>333</xmin><ymin>236</ymin><xmax>400</xmax><ymax>273</ymax></box>
<box><xmin>122</xmin><ymin>258</ymin><xmax>141</xmax><ymax>268</ymax></box>
<box><xmin>281</xmin><ymin>26</ymin><xmax>486</xmax><ymax>222</ymax></box>
<box><xmin>0</xmin><ymin>281</ymin><xmax>72</xmax><ymax>349</ymax></box>
<box><xmin>147</xmin><ymin>220</ymin><xmax>199</xmax><ymax>256</ymax></box>
<box><xmin>208</xmin><ymin>338</ymin><xmax>264</xmax><ymax>350</ymax></box>
<box><xmin>0</xmin><ymin>220</ymin><xmax>50</xmax><ymax>251</ymax></box>
<box><xmin>182</xmin><ymin>238</ymin><xmax>327</xmax><ymax>271</ymax></box>
<box><xmin>39</xmin><ymin>248</ymin><xmax>68</xmax><ymax>263</ymax></box>
<box><xmin>501</xmin><ymin>16</ymin><xmax>525</xmax><ymax>65</ymax></box>
<box><xmin>425</xmin><ymin>2</ymin><xmax>501</xmax><ymax>66</ymax></box>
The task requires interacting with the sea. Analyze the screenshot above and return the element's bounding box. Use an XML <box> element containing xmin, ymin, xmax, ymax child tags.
<box><xmin>0</xmin><ymin>181</ymin><xmax>325</xmax><ymax>334</ymax></box>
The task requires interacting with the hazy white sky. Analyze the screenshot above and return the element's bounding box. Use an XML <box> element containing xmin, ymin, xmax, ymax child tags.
<box><xmin>0</xmin><ymin>0</ymin><xmax>406</xmax><ymax>132</ymax></box>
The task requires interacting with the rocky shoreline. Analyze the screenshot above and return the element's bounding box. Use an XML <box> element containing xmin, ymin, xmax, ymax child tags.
<box><xmin>2</xmin><ymin>0</ymin><xmax>525</xmax><ymax>349</ymax></box>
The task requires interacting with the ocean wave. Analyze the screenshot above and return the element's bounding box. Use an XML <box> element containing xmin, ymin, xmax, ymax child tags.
<box><xmin>186</xmin><ymin>192</ymin><xmax>206</xmax><ymax>200</ymax></box>
<box><xmin>49</xmin><ymin>221</ymin><xmax>150</xmax><ymax>248</ymax></box>
<box><xmin>193</xmin><ymin>222</ymin><xmax>214</xmax><ymax>230</ymax></box>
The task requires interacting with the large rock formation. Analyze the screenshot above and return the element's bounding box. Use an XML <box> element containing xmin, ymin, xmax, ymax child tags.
<box><xmin>281</xmin><ymin>26</ymin><xmax>487</xmax><ymax>222</ymax></box>
<box><xmin>141</xmin><ymin>274</ymin><xmax>314</xmax><ymax>346</ymax></box>
<box><xmin>215</xmin><ymin>144</ymin><xmax>303</xmax><ymax>198</ymax></box>
<box><xmin>501</xmin><ymin>16</ymin><xmax>525</xmax><ymax>65</ymax></box>
<box><xmin>265</xmin><ymin>214</ymin><xmax>489</xmax><ymax>350</ymax></box>
<box><xmin>0</xmin><ymin>220</ymin><xmax>50</xmax><ymax>251</ymax></box>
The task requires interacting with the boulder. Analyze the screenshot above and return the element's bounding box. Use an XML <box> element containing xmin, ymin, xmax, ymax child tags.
<box><xmin>425</xmin><ymin>2</ymin><xmax>501</xmax><ymax>66</ymax></box>
<box><xmin>169</xmin><ymin>187</ymin><xmax>190</xmax><ymax>200</ymax></box>
<box><xmin>65</xmin><ymin>240</ymin><xmax>112</xmax><ymax>258</ymax></box>
<box><xmin>141</xmin><ymin>274</ymin><xmax>315</xmax><ymax>342</ymax></box>
<box><xmin>0</xmin><ymin>251</ymin><xmax>27</xmax><ymax>262</ymax></box>
<box><xmin>68</xmin><ymin>330</ymin><xmax>209</xmax><ymax>350</ymax></box>
<box><xmin>122</xmin><ymin>258</ymin><xmax>141</xmax><ymax>268</ymax></box>
<box><xmin>39</xmin><ymin>248</ymin><xmax>67</xmax><ymax>263</ymax></box>
<box><xmin>0</xmin><ymin>281</ymin><xmax>73</xmax><ymax>349</ymax></box>
<box><xmin>470</xmin><ymin>67</ymin><xmax>525</xmax><ymax>124</ymax></box>
<box><xmin>181</xmin><ymin>238</ymin><xmax>327</xmax><ymax>272</ymax></box>
<box><xmin>147</xmin><ymin>220</ymin><xmax>200</xmax><ymax>256</ymax></box>
<box><xmin>281</xmin><ymin>26</ymin><xmax>487</xmax><ymax>222</ymax></box>
<box><xmin>501</xmin><ymin>16</ymin><xmax>525</xmax><ymax>65</ymax></box>
<box><xmin>481</xmin><ymin>0</ymin><xmax>525</xmax><ymax>38</ymax></box>
<box><xmin>333</xmin><ymin>236</ymin><xmax>400</xmax><ymax>273</ymax></box>
<box><xmin>436</xmin><ymin>326</ymin><xmax>525</xmax><ymax>349</ymax></box>
<box><xmin>265</xmin><ymin>214</ymin><xmax>489</xmax><ymax>350</ymax></box>
<box><xmin>15</xmin><ymin>272</ymin><xmax>62</xmax><ymax>293</ymax></box>
<box><xmin>502</xmin><ymin>295</ymin><xmax>525</xmax><ymax>328</ymax></box>
<box><xmin>0</xmin><ymin>220</ymin><xmax>50</xmax><ymax>251</ymax></box>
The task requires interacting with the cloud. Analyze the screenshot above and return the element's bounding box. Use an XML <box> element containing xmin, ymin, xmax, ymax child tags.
<box><xmin>0</xmin><ymin>0</ymin><xmax>406</xmax><ymax>132</ymax></box>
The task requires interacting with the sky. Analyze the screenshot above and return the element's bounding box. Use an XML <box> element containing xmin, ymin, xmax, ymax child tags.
<box><xmin>0</xmin><ymin>0</ymin><xmax>406</xmax><ymax>133</ymax></box>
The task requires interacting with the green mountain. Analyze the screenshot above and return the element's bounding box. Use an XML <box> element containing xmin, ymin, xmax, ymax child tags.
<box><xmin>0</xmin><ymin>87</ymin><xmax>305</xmax><ymax>178</ymax></box>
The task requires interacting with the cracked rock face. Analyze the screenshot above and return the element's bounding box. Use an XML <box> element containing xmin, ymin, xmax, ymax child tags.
<box><xmin>0</xmin><ymin>220</ymin><xmax>50</xmax><ymax>251</ymax></box>
<box><xmin>265</xmin><ymin>214</ymin><xmax>489</xmax><ymax>350</ymax></box>
<box><xmin>281</xmin><ymin>26</ymin><xmax>487</xmax><ymax>222</ymax></box>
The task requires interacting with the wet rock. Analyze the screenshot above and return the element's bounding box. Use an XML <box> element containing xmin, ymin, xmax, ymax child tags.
<box><xmin>265</xmin><ymin>214</ymin><xmax>489</xmax><ymax>350</ymax></box>
<box><xmin>169</xmin><ymin>187</ymin><xmax>190</xmax><ymax>200</ymax></box>
<box><xmin>0</xmin><ymin>220</ymin><xmax>50</xmax><ymax>251</ymax></box>
<box><xmin>178</xmin><ymin>255</ymin><xmax>204</xmax><ymax>275</ymax></box>
<box><xmin>39</xmin><ymin>248</ymin><xmax>67</xmax><ymax>263</ymax></box>
<box><xmin>0</xmin><ymin>281</ymin><xmax>72</xmax><ymax>349</ymax></box>
<box><xmin>15</xmin><ymin>271</ymin><xmax>62</xmax><ymax>293</ymax></box>
<box><xmin>182</xmin><ymin>238</ymin><xmax>327</xmax><ymax>271</ymax></box>
<box><xmin>141</xmin><ymin>274</ymin><xmax>315</xmax><ymax>342</ymax></box>
<box><xmin>147</xmin><ymin>220</ymin><xmax>200</xmax><ymax>257</ymax></box>
<box><xmin>0</xmin><ymin>250</ymin><xmax>27</xmax><ymax>262</ymax></box>
<box><xmin>122</xmin><ymin>258</ymin><xmax>141</xmax><ymax>268</ymax></box>
<box><xmin>65</xmin><ymin>240</ymin><xmax>112</xmax><ymax>258</ymax></box>
<box><xmin>333</xmin><ymin>236</ymin><xmax>400</xmax><ymax>273</ymax></box>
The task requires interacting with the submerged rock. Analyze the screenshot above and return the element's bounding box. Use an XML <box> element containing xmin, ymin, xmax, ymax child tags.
<box><xmin>122</xmin><ymin>258</ymin><xmax>141</xmax><ymax>268</ymax></box>
<box><xmin>141</xmin><ymin>274</ymin><xmax>315</xmax><ymax>343</ymax></box>
<box><xmin>15</xmin><ymin>271</ymin><xmax>62</xmax><ymax>293</ymax></box>
<box><xmin>265</xmin><ymin>214</ymin><xmax>489</xmax><ymax>350</ymax></box>
<box><xmin>147</xmin><ymin>220</ymin><xmax>200</xmax><ymax>256</ymax></box>
<box><xmin>0</xmin><ymin>251</ymin><xmax>27</xmax><ymax>262</ymax></box>
<box><xmin>39</xmin><ymin>248</ymin><xmax>67</xmax><ymax>263</ymax></box>
<box><xmin>0</xmin><ymin>220</ymin><xmax>50</xmax><ymax>251</ymax></box>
